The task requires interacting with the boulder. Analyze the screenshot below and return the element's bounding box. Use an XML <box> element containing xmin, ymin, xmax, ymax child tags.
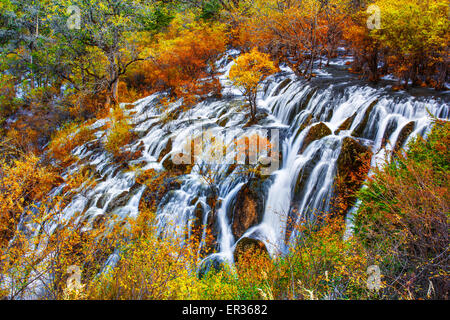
<box><xmin>272</xmin><ymin>78</ymin><xmax>292</xmax><ymax>96</ymax></box>
<box><xmin>333</xmin><ymin>137</ymin><xmax>373</xmax><ymax>218</ymax></box>
<box><xmin>230</xmin><ymin>179</ymin><xmax>266</xmax><ymax>240</ymax></box>
<box><xmin>335</xmin><ymin>113</ymin><xmax>356</xmax><ymax>134</ymax></box>
<box><xmin>233</xmin><ymin>237</ymin><xmax>269</xmax><ymax>265</ymax></box>
<box><xmin>393</xmin><ymin>121</ymin><xmax>415</xmax><ymax>153</ymax></box>
<box><xmin>197</xmin><ymin>255</ymin><xmax>227</xmax><ymax>279</ymax></box>
<box><xmin>105</xmin><ymin>183</ymin><xmax>142</xmax><ymax>213</ymax></box>
<box><xmin>158</xmin><ymin>138</ymin><xmax>172</xmax><ymax>162</ymax></box>
<box><xmin>351</xmin><ymin>99</ymin><xmax>378</xmax><ymax>138</ymax></box>
<box><xmin>380</xmin><ymin>118</ymin><xmax>399</xmax><ymax>148</ymax></box>
<box><xmin>299</xmin><ymin>122</ymin><xmax>332</xmax><ymax>154</ymax></box>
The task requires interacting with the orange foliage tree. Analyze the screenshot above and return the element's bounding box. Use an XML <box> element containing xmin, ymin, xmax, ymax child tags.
<box><xmin>228</xmin><ymin>48</ymin><xmax>278</xmax><ymax>121</ymax></box>
<box><xmin>127</xmin><ymin>17</ymin><xmax>227</xmax><ymax>110</ymax></box>
<box><xmin>232</xmin><ymin>0</ymin><xmax>348</xmax><ymax>78</ymax></box>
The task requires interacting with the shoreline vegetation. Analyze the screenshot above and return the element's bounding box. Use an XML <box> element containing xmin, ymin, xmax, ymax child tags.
<box><xmin>0</xmin><ymin>0</ymin><xmax>448</xmax><ymax>300</ymax></box>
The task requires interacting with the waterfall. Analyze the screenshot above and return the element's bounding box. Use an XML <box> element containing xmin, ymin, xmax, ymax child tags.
<box><xmin>38</xmin><ymin>52</ymin><xmax>449</xmax><ymax>273</ymax></box>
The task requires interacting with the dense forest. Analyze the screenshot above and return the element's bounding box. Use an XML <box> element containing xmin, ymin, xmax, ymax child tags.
<box><xmin>0</xmin><ymin>0</ymin><xmax>448</xmax><ymax>300</ymax></box>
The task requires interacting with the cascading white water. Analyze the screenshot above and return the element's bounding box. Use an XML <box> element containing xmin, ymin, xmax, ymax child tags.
<box><xmin>33</xmin><ymin>52</ymin><xmax>449</xmax><ymax>277</ymax></box>
<box><xmin>239</xmin><ymin>76</ymin><xmax>449</xmax><ymax>256</ymax></box>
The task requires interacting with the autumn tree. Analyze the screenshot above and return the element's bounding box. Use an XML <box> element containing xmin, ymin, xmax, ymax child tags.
<box><xmin>344</xmin><ymin>0</ymin><xmax>449</xmax><ymax>88</ymax></box>
<box><xmin>232</xmin><ymin>0</ymin><xmax>349</xmax><ymax>78</ymax></box>
<box><xmin>228</xmin><ymin>48</ymin><xmax>278</xmax><ymax>121</ymax></box>
<box><xmin>370</xmin><ymin>0</ymin><xmax>449</xmax><ymax>89</ymax></box>
<box><xmin>47</xmin><ymin>0</ymin><xmax>164</xmax><ymax>107</ymax></box>
<box><xmin>344</xmin><ymin>8</ymin><xmax>381</xmax><ymax>82</ymax></box>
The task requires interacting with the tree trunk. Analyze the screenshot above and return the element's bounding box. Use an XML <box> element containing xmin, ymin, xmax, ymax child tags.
<box><xmin>111</xmin><ymin>78</ymin><xmax>119</xmax><ymax>106</ymax></box>
<box><xmin>106</xmin><ymin>52</ymin><xmax>120</xmax><ymax>106</ymax></box>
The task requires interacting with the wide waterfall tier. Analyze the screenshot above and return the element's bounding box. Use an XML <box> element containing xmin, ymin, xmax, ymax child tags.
<box><xmin>53</xmin><ymin>58</ymin><xmax>450</xmax><ymax>266</ymax></box>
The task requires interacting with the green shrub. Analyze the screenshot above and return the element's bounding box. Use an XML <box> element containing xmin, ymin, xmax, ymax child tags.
<box><xmin>354</xmin><ymin>119</ymin><xmax>449</xmax><ymax>299</ymax></box>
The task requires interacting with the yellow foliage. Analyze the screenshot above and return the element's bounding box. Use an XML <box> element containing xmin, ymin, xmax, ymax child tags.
<box><xmin>104</xmin><ymin>107</ymin><xmax>135</xmax><ymax>158</ymax></box>
<box><xmin>48</xmin><ymin>122</ymin><xmax>95</xmax><ymax>166</ymax></box>
<box><xmin>228</xmin><ymin>48</ymin><xmax>278</xmax><ymax>120</ymax></box>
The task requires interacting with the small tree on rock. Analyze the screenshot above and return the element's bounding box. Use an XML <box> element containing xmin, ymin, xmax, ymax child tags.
<box><xmin>228</xmin><ymin>48</ymin><xmax>278</xmax><ymax>121</ymax></box>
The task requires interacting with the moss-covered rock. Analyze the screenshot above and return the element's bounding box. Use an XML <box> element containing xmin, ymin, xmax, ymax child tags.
<box><xmin>233</xmin><ymin>237</ymin><xmax>269</xmax><ymax>264</ymax></box>
<box><xmin>380</xmin><ymin>118</ymin><xmax>399</xmax><ymax>148</ymax></box>
<box><xmin>272</xmin><ymin>78</ymin><xmax>292</xmax><ymax>96</ymax></box>
<box><xmin>105</xmin><ymin>183</ymin><xmax>142</xmax><ymax>213</ymax></box>
<box><xmin>335</xmin><ymin>113</ymin><xmax>356</xmax><ymax>134</ymax></box>
<box><xmin>351</xmin><ymin>99</ymin><xmax>378</xmax><ymax>137</ymax></box>
<box><xmin>333</xmin><ymin>137</ymin><xmax>373</xmax><ymax>218</ymax></box>
<box><xmin>300</xmin><ymin>122</ymin><xmax>332</xmax><ymax>154</ymax></box>
<box><xmin>230</xmin><ymin>179</ymin><xmax>266</xmax><ymax>240</ymax></box>
<box><xmin>393</xmin><ymin>121</ymin><xmax>415</xmax><ymax>153</ymax></box>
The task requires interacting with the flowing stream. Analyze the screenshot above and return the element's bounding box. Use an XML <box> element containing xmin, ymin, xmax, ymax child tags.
<box><xmin>32</xmin><ymin>52</ymin><xmax>450</xmax><ymax>281</ymax></box>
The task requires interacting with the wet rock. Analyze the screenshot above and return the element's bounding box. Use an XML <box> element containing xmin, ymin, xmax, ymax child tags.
<box><xmin>335</xmin><ymin>113</ymin><xmax>356</xmax><ymax>134</ymax></box>
<box><xmin>111</xmin><ymin>163</ymin><xmax>129</xmax><ymax>177</ymax></box>
<box><xmin>255</xmin><ymin>111</ymin><xmax>269</xmax><ymax>122</ymax></box>
<box><xmin>286</xmin><ymin>148</ymin><xmax>323</xmax><ymax>241</ymax></box>
<box><xmin>230</xmin><ymin>179</ymin><xmax>266</xmax><ymax>240</ymax></box>
<box><xmin>333</xmin><ymin>137</ymin><xmax>373</xmax><ymax>218</ymax></box>
<box><xmin>351</xmin><ymin>99</ymin><xmax>378</xmax><ymax>138</ymax></box>
<box><xmin>197</xmin><ymin>255</ymin><xmax>227</xmax><ymax>279</ymax></box>
<box><xmin>115</xmin><ymin>141</ymin><xmax>145</xmax><ymax>164</ymax></box>
<box><xmin>189</xmin><ymin>196</ymin><xmax>199</xmax><ymax>206</ymax></box>
<box><xmin>105</xmin><ymin>183</ymin><xmax>142</xmax><ymax>213</ymax></box>
<box><xmin>217</xmin><ymin>116</ymin><xmax>229</xmax><ymax>127</ymax></box>
<box><xmin>96</xmin><ymin>193</ymin><xmax>109</xmax><ymax>209</ymax></box>
<box><xmin>393</xmin><ymin>121</ymin><xmax>415</xmax><ymax>153</ymax></box>
<box><xmin>200</xmin><ymin>186</ymin><xmax>220</xmax><ymax>254</ymax></box>
<box><xmin>85</xmin><ymin>195</ymin><xmax>99</xmax><ymax>210</ymax></box>
<box><xmin>85</xmin><ymin>140</ymin><xmax>102</xmax><ymax>153</ymax></box>
<box><xmin>381</xmin><ymin>118</ymin><xmax>399</xmax><ymax>148</ymax></box>
<box><xmin>283</xmin><ymin>88</ymin><xmax>318</xmax><ymax>125</ymax></box>
<box><xmin>158</xmin><ymin>138</ymin><xmax>172</xmax><ymax>162</ymax></box>
<box><xmin>233</xmin><ymin>237</ymin><xmax>269</xmax><ymax>265</ymax></box>
<box><xmin>301</xmin><ymin>87</ymin><xmax>318</xmax><ymax>108</ymax></box>
<box><xmin>191</xmin><ymin>201</ymin><xmax>204</xmax><ymax>243</ymax></box>
<box><xmin>136</xmin><ymin>118</ymin><xmax>161</xmax><ymax>138</ymax></box>
<box><xmin>296</xmin><ymin>113</ymin><xmax>314</xmax><ymax>138</ymax></box>
<box><xmin>138</xmin><ymin>172</ymin><xmax>182</xmax><ymax>210</ymax></box>
<box><xmin>272</xmin><ymin>78</ymin><xmax>292</xmax><ymax>96</ymax></box>
<box><xmin>206</xmin><ymin>185</ymin><xmax>219</xmax><ymax>210</ymax></box>
<box><xmin>162</xmin><ymin>153</ymin><xmax>192</xmax><ymax>174</ymax></box>
<box><xmin>300</xmin><ymin>122</ymin><xmax>332</xmax><ymax>154</ymax></box>
<box><xmin>225</xmin><ymin>163</ymin><xmax>237</xmax><ymax>176</ymax></box>
<box><xmin>243</xmin><ymin>111</ymin><xmax>269</xmax><ymax>128</ymax></box>
<box><xmin>105</xmin><ymin>191</ymin><xmax>131</xmax><ymax>213</ymax></box>
<box><xmin>203</xmin><ymin>211</ymin><xmax>219</xmax><ymax>255</ymax></box>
